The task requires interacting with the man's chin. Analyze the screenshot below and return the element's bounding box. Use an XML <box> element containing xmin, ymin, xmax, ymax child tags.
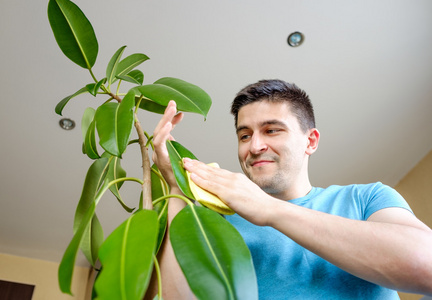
<box><xmin>250</xmin><ymin>176</ymin><xmax>274</xmax><ymax>190</ymax></box>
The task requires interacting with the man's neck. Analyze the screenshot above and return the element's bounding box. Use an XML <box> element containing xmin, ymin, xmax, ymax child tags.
<box><xmin>270</xmin><ymin>179</ymin><xmax>313</xmax><ymax>201</ymax></box>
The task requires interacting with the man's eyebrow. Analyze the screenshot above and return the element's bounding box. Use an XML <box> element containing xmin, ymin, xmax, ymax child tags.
<box><xmin>236</xmin><ymin>120</ymin><xmax>287</xmax><ymax>134</ymax></box>
<box><xmin>261</xmin><ymin>119</ymin><xmax>287</xmax><ymax>128</ymax></box>
<box><xmin>236</xmin><ymin>125</ymin><xmax>249</xmax><ymax>134</ymax></box>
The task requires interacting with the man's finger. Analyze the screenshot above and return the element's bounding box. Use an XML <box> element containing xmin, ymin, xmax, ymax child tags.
<box><xmin>153</xmin><ymin>100</ymin><xmax>177</xmax><ymax>134</ymax></box>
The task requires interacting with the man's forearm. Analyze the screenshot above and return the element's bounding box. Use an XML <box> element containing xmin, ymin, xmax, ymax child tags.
<box><xmin>145</xmin><ymin>188</ymin><xmax>194</xmax><ymax>300</ymax></box>
<box><xmin>267</xmin><ymin>200</ymin><xmax>432</xmax><ymax>295</ymax></box>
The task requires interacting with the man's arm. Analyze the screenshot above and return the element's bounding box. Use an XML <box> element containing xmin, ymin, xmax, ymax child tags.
<box><xmin>269</xmin><ymin>202</ymin><xmax>432</xmax><ymax>295</ymax></box>
<box><xmin>145</xmin><ymin>187</ymin><xmax>194</xmax><ymax>300</ymax></box>
<box><xmin>183</xmin><ymin>159</ymin><xmax>432</xmax><ymax>296</ymax></box>
<box><xmin>144</xmin><ymin>101</ymin><xmax>194</xmax><ymax>300</ymax></box>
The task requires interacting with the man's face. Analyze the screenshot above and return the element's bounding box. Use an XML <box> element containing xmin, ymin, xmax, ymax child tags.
<box><xmin>236</xmin><ymin>101</ymin><xmax>311</xmax><ymax>195</ymax></box>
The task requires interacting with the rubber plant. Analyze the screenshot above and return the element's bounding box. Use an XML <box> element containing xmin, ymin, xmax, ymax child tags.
<box><xmin>47</xmin><ymin>0</ymin><xmax>257</xmax><ymax>299</ymax></box>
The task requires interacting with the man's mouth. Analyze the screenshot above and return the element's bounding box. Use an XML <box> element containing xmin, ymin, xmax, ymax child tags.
<box><xmin>250</xmin><ymin>160</ymin><xmax>274</xmax><ymax>167</ymax></box>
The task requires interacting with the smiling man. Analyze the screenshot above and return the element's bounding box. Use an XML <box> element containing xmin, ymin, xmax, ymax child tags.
<box><xmin>149</xmin><ymin>79</ymin><xmax>432</xmax><ymax>299</ymax></box>
<box><xmin>235</xmin><ymin>99</ymin><xmax>317</xmax><ymax>199</ymax></box>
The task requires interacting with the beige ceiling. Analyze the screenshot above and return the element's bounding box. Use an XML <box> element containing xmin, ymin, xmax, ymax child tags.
<box><xmin>1</xmin><ymin>0</ymin><xmax>432</xmax><ymax>266</ymax></box>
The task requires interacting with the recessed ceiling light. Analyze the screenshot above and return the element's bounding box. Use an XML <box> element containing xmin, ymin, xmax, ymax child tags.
<box><xmin>59</xmin><ymin>118</ymin><xmax>75</xmax><ymax>130</ymax></box>
<box><xmin>287</xmin><ymin>31</ymin><xmax>304</xmax><ymax>47</ymax></box>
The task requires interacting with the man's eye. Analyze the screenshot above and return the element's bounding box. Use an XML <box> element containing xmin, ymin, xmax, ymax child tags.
<box><xmin>267</xmin><ymin>129</ymin><xmax>280</xmax><ymax>134</ymax></box>
<box><xmin>239</xmin><ymin>134</ymin><xmax>250</xmax><ymax>141</ymax></box>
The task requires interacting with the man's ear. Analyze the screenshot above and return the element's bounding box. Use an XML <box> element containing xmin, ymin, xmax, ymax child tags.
<box><xmin>306</xmin><ymin>128</ymin><xmax>320</xmax><ymax>155</ymax></box>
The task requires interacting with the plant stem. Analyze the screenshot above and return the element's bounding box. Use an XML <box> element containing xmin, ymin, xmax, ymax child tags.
<box><xmin>95</xmin><ymin>177</ymin><xmax>144</xmax><ymax>206</ymax></box>
<box><xmin>152</xmin><ymin>194</ymin><xmax>194</xmax><ymax>207</ymax></box>
<box><xmin>134</xmin><ymin>113</ymin><xmax>153</xmax><ymax>210</ymax></box>
<box><xmin>144</xmin><ymin>132</ymin><xmax>154</xmax><ymax>150</ymax></box>
<box><xmin>116</xmin><ymin>80</ymin><xmax>122</xmax><ymax>96</ymax></box>
<box><xmin>153</xmin><ymin>255</ymin><xmax>163</xmax><ymax>300</ymax></box>
<box><xmin>150</xmin><ymin>167</ymin><xmax>169</xmax><ymax>196</ymax></box>
<box><xmin>89</xmin><ymin>68</ymin><xmax>98</xmax><ymax>83</ymax></box>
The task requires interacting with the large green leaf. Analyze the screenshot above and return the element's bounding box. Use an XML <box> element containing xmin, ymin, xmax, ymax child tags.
<box><xmin>136</xmin><ymin>77</ymin><xmax>212</xmax><ymax>119</ymax></box>
<box><xmin>112</xmin><ymin>53</ymin><xmax>149</xmax><ymax>84</ymax></box>
<box><xmin>170</xmin><ymin>206</ymin><xmax>258</xmax><ymax>300</ymax></box>
<box><xmin>80</xmin><ymin>213</ymin><xmax>104</xmax><ymax>266</ymax></box>
<box><xmin>74</xmin><ymin>157</ymin><xmax>110</xmax><ymax>233</ymax></box>
<box><xmin>95</xmin><ymin>90</ymin><xmax>135</xmax><ymax>157</ymax></box>
<box><xmin>60</xmin><ymin>159</ymin><xmax>111</xmax><ymax>293</ymax></box>
<box><xmin>94</xmin><ymin>210</ymin><xmax>159</xmax><ymax>300</ymax></box>
<box><xmin>166</xmin><ymin>140</ymin><xmax>198</xmax><ymax>199</ymax></box>
<box><xmin>106</xmin><ymin>46</ymin><xmax>127</xmax><ymax>85</ymax></box>
<box><xmin>55</xmin><ymin>86</ymin><xmax>88</xmax><ymax>116</ymax></box>
<box><xmin>136</xmin><ymin>98</ymin><xmax>167</xmax><ymax>114</ymax></box>
<box><xmin>47</xmin><ymin>0</ymin><xmax>98</xmax><ymax>69</ymax></box>
<box><xmin>59</xmin><ymin>201</ymin><xmax>97</xmax><ymax>294</ymax></box>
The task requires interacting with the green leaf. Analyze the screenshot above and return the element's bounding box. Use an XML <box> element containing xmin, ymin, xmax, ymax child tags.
<box><xmin>86</xmin><ymin>78</ymin><xmax>107</xmax><ymax>96</ymax></box>
<box><xmin>166</xmin><ymin>140</ymin><xmax>198</xmax><ymax>199</ymax></box>
<box><xmin>136</xmin><ymin>98</ymin><xmax>167</xmax><ymax>114</ymax></box>
<box><xmin>113</xmin><ymin>53</ymin><xmax>149</xmax><ymax>84</ymax></box>
<box><xmin>83</xmin><ymin>120</ymin><xmax>100</xmax><ymax>159</ymax></box>
<box><xmin>73</xmin><ymin>157</ymin><xmax>110</xmax><ymax>233</ymax></box>
<box><xmin>94</xmin><ymin>210</ymin><xmax>159</xmax><ymax>300</ymax></box>
<box><xmin>55</xmin><ymin>86</ymin><xmax>88</xmax><ymax>116</ymax></box>
<box><xmin>95</xmin><ymin>78</ymin><xmax>107</xmax><ymax>93</ymax></box>
<box><xmin>136</xmin><ymin>77</ymin><xmax>212</xmax><ymax>119</ymax></box>
<box><xmin>153</xmin><ymin>200</ymin><xmax>167</xmax><ymax>255</ymax></box>
<box><xmin>106</xmin><ymin>46</ymin><xmax>127</xmax><ymax>85</ymax></box>
<box><xmin>47</xmin><ymin>0</ymin><xmax>98</xmax><ymax>69</ymax></box>
<box><xmin>95</xmin><ymin>90</ymin><xmax>135</xmax><ymax>157</ymax></box>
<box><xmin>81</xmin><ymin>108</ymin><xmax>99</xmax><ymax>159</ymax></box>
<box><xmin>170</xmin><ymin>206</ymin><xmax>258</xmax><ymax>300</ymax></box>
<box><xmin>151</xmin><ymin>164</ymin><xmax>168</xmax><ymax>253</ymax></box>
<box><xmin>151</xmin><ymin>164</ymin><xmax>165</xmax><ymax>200</ymax></box>
<box><xmin>80</xmin><ymin>213</ymin><xmax>104</xmax><ymax>266</ymax></box>
<box><xmin>81</xmin><ymin>107</ymin><xmax>95</xmax><ymax>140</ymax></box>
<box><xmin>103</xmin><ymin>153</ymin><xmax>134</xmax><ymax>212</ymax></box>
<box><xmin>117</xmin><ymin>69</ymin><xmax>144</xmax><ymax>85</ymax></box>
<box><xmin>86</xmin><ymin>83</ymin><xmax>97</xmax><ymax>96</ymax></box>
<box><xmin>59</xmin><ymin>201</ymin><xmax>97</xmax><ymax>294</ymax></box>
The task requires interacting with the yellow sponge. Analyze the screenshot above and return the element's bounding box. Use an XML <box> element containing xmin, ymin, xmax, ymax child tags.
<box><xmin>186</xmin><ymin>163</ymin><xmax>234</xmax><ymax>215</ymax></box>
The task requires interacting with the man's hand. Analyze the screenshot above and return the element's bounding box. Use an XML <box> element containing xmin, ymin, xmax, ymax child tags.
<box><xmin>182</xmin><ymin>158</ymin><xmax>275</xmax><ymax>226</ymax></box>
<box><xmin>152</xmin><ymin>100</ymin><xmax>184</xmax><ymax>189</ymax></box>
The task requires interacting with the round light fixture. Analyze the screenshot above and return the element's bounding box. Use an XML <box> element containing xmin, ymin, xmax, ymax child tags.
<box><xmin>287</xmin><ymin>31</ymin><xmax>304</xmax><ymax>47</ymax></box>
<box><xmin>59</xmin><ymin>118</ymin><xmax>76</xmax><ymax>130</ymax></box>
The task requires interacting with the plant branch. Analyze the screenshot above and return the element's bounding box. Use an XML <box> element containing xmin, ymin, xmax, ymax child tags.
<box><xmin>134</xmin><ymin>113</ymin><xmax>153</xmax><ymax>210</ymax></box>
<box><xmin>109</xmin><ymin>92</ymin><xmax>122</xmax><ymax>102</ymax></box>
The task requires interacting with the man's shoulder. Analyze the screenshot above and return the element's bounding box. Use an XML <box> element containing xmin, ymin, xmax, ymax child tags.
<box><xmin>318</xmin><ymin>182</ymin><xmax>394</xmax><ymax>198</ymax></box>
<box><xmin>321</xmin><ymin>181</ymin><xmax>385</xmax><ymax>192</ymax></box>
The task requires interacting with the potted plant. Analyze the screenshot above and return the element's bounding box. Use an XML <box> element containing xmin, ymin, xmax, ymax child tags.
<box><xmin>47</xmin><ymin>0</ymin><xmax>257</xmax><ymax>299</ymax></box>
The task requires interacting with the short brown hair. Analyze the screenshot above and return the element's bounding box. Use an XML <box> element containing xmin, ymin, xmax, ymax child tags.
<box><xmin>231</xmin><ymin>79</ymin><xmax>315</xmax><ymax>132</ymax></box>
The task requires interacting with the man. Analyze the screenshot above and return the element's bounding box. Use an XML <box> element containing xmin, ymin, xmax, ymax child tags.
<box><xmin>149</xmin><ymin>79</ymin><xmax>432</xmax><ymax>299</ymax></box>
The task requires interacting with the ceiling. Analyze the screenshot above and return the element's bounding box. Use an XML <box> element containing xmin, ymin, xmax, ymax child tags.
<box><xmin>1</xmin><ymin>0</ymin><xmax>432</xmax><ymax>267</ymax></box>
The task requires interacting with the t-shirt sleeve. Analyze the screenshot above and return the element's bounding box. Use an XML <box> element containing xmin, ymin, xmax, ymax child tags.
<box><xmin>363</xmin><ymin>182</ymin><xmax>413</xmax><ymax>220</ymax></box>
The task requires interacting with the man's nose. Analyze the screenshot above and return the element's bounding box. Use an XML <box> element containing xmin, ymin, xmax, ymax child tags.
<box><xmin>250</xmin><ymin>135</ymin><xmax>268</xmax><ymax>154</ymax></box>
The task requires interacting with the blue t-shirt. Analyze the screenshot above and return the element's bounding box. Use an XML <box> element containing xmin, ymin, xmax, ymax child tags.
<box><xmin>226</xmin><ymin>182</ymin><xmax>412</xmax><ymax>299</ymax></box>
